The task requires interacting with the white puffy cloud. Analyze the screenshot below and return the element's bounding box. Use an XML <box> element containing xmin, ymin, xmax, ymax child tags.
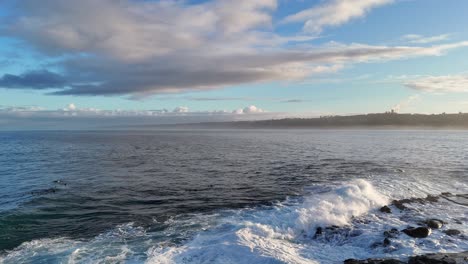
<box><xmin>64</xmin><ymin>103</ymin><xmax>76</xmax><ymax>111</ymax></box>
<box><xmin>283</xmin><ymin>0</ymin><xmax>393</xmax><ymax>33</ymax></box>
<box><xmin>237</xmin><ymin>105</ymin><xmax>264</xmax><ymax>114</ymax></box>
<box><xmin>173</xmin><ymin>106</ymin><xmax>189</xmax><ymax>113</ymax></box>
<box><xmin>0</xmin><ymin>104</ymin><xmax>280</xmax><ymax>129</ymax></box>
<box><xmin>404</xmin><ymin>75</ymin><xmax>468</xmax><ymax>93</ymax></box>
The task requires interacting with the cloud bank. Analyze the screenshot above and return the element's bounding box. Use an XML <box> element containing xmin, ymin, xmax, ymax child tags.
<box><xmin>0</xmin><ymin>0</ymin><xmax>467</xmax><ymax>98</ymax></box>
<box><xmin>0</xmin><ymin>104</ymin><xmax>278</xmax><ymax>129</ymax></box>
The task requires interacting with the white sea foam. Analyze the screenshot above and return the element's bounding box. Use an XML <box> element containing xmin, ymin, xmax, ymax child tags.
<box><xmin>2</xmin><ymin>179</ymin><xmax>467</xmax><ymax>264</ymax></box>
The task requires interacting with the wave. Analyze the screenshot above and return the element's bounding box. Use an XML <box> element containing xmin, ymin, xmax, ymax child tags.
<box><xmin>1</xmin><ymin>179</ymin><xmax>467</xmax><ymax>264</ymax></box>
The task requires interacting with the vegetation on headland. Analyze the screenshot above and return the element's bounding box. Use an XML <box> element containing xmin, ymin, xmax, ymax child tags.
<box><xmin>171</xmin><ymin>112</ymin><xmax>468</xmax><ymax>128</ymax></box>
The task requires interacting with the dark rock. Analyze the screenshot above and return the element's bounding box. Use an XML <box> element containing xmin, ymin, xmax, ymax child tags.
<box><xmin>345</xmin><ymin>251</ymin><xmax>468</xmax><ymax>264</ymax></box>
<box><xmin>384</xmin><ymin>228</ymin><xmax>400</xmax><ymax>238</ymax></box>
<box><xmin>313</xmin><ymin>225</ymin><xmax>360</xmax><ymax>241</ymax></box>
<box><xmin>344</xmin><ymin>259</ymin><xmax>405</xmax><ymax>264</ymax></box>
<box><xmin>313</xmin><ymin>227</ymin><xmax>323</xmax><ymax>238</ymax></box>
<box><xmin>380</xmin><ymin>206</ymin><xmax>392</xmax><ymax>213</ymax></box>
<box><xmin>425</xmin><ymin>195</ymin><xmax>439</xmax><ymax>203</ymax></box>
<box><xmin>392</xmin><ymin>200</ymin><xmax>407</xmax><ymax>210</ymax></box>
<box><xmin>408</xmin><ymin>251</ymin><xmax>468</xmax><ymax>264</ymax></box>
<box><xmin>402</xmin><ymin>227</ymin><xmax>432</xmax><ymax>238</ymax></box>
<box><xmin>391</xmin><ymin>194</ymin><xmax>442</xmax><ymax>211</ymax></box>
<box><xmin>383</xmin><ymin>238</ymin><xmax>391</xmax><ymax>247</ymax></box>
<box><xmin>426</xmin><ymin>219</ymin><xmax>444</xmax><ymax>229</ymax></box>
<box><xmin>444</xmin><ymin>229</ymin><xmax>462</xmax><ymax>236</ymax></box>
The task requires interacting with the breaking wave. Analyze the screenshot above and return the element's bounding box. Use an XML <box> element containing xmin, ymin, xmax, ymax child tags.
<box><xmin>2</xmin><ymin>178</ymin><xmax>467</xmax><ymax>264</ymax></box>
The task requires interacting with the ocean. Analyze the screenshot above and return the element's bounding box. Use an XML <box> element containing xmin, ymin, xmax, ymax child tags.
<box><xmin>0</xmin><ymin>129</ymin><xmax>467</xmax><ymax>263</ymax></box>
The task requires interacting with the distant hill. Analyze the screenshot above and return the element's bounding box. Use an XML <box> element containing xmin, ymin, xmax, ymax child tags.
<box><xmin>160</xmin><ymin>112</ymin><xmax>468</xmax><ymax>129</ymax></box>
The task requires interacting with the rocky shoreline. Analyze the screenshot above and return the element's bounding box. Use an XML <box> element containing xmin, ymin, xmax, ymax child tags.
<box><xmin>344</xmin><ymin>251</ymin><xmax>468</xmax><ymax>264</ymax></box>
<box><xmin>333</xmin><ymin>192</ymin><xmax>467</xmax><ymax>264</ymax></box>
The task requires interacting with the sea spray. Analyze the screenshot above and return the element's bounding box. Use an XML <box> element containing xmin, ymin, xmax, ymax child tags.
<box><xmin>295</xmin><ymin>179</ymin><xmax>388</xmax><ymax>237</ymax></box>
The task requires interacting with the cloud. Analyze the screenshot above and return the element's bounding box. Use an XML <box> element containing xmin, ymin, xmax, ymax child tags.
<box><xmin>402</xmin><ymin>34</ymin><xmax>451</xmax><ymax>44</ymax></box>
<box><xmin>188</xmin><ymin>97</ymin><xmax>253</xmax><ymax>101</ymax></box>
<box><xmin>234</xmin><ymin>105</ymin><xmax>264</xmax><ymax>114</ymax></box>
<box><xmin>282</xmin><ymin>0</ymin><xmax>393</xmax><ymax>33</ymax></box>
<box><xmin>280</xmin><ymin>99</ymin><xmax>308</xmax><ymax>103</ymax></box>
<box><xmin>0</xmin><ymin>70</ymin><xmax>66</xmax><ymax>89</ymax></box>
<box><xmin>173</xmin><ymin>106</ymin><xmax>189</xmax><ymax>113</ymax></box>
<box><xmin>63</xmin><ymin>103</ymin><xmax>76</xmax><ymax>111</ymax></box>
<box><xmin>0</xmin><ymin>104</ymin><xmax>280</xmax><ymax>129</ymax></box>
<box><xmin>404</xmin><ymin>75</ymin><xmax>468</xmax><ymax>93</ymax></box>
<box><xmin>1</xmin><ymin>0</ymin><xmax>468</xmax><ymax>98</ymax></box>
<box><xmin>26</xmin><ymin>42</ymin><xmax>468</xmax><ymax>96</ymax></box>
<box><xmin>391</xmin><ymin>95</ymin><xmax>420</xmax><ymax>113</ymax></box>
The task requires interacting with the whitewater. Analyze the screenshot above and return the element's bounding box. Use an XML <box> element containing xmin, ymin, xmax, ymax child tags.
<box><xmin>0</xmin><ymin>130</ymin><xmax>467</xmax><ymax>263</ymax></box>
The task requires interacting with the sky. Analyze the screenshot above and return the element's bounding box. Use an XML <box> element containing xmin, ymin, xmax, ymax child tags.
<box><xmin>1</xmin><ymin>0</ymin><xmax>468</xmax><ymax>128</ymax></box>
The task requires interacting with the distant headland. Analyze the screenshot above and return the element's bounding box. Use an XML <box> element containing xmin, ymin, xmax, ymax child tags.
<box><xmin>160</xmin><ymin>112</ymin><xmax>468</xmax><ymax>129</ymax></box>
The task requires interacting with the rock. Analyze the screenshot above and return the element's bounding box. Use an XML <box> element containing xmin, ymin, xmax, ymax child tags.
<box><xmin>392</xmin><ymin>200</ymin><xmax>407</xmax><ymax>210</ymax></box>
<box><xmin>426</xmin><ymin>219</ymin><xmax>444</xmax><ymax>229</ymax></box>
<box><xmin>444</xmin><ymin>229</ymin><xmax>462</xmax><ymax>236</ymax></box>
<box><xmin>345</xmin><ymin>251</ymin><xmax>468</xmax><ymax>264</ymax></box>
<box><xmin>391</xmin><ymin>194</ymin><xmax>441</xmax><ymax>211</ymax></box>
<box><xmin>425</xmin><ymin>195</ymin><xmax>439</xmax><ymax>203</ymax></box>
<box><xmin>384</xmin><ymin>228</ymin><xmax>400</xmax><ymax>238</ymax></box>
<box><xmin>383</xmin><ymin>238</ymin><xmax>391</xmax><ymax>247</ymax></box>
<box><xmin>344</xmin><ymin>259</ymin><xmax>405</xmax><ymax>264</ymax></box>
<box><xmin>402</xmin><ymin>227</ymin><xmax>431</xmax><ymax>238</ymax></box>
<box><xmin>313</xmin><ymin>227</ymin><xmax>323</xmax><ymax>238</ymax></box>
<box><xmin>408</xmin><ymin>251</ymin><xmax>468</xmax><ymax>264</ymax></box>
<box><xmin>380</xmin><ymin>206</ymin><xmax>392</xmax><ymax>213</ymax></box>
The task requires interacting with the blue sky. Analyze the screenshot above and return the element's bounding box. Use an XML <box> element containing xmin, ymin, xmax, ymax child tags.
<box><xmin>1</xmin><ymin>0</ymin><xmax>468</xmax><ymax>127</ymax></box>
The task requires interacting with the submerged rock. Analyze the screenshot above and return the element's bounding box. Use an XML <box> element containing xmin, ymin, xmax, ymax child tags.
<box><xmin>380</xmin><ymin>205</ymin><xmax>392</xmax><ymax>213</ymax></box>
<box><xmin>384</xmin><ymin>228</ymin><xmax>400</xmax><ymax>238</ymax></box>
<box><xmin>402</xmin><ymin>227</ymin><xmax>432</xmax><ymax>238</ymax></box>
<box><xmin>444</xmin><ymin>229</ymin><xmax>462</xmax><ymax>236</ymax></box>
<box><xmin>383</xmin><ymin>238</ymin><xmax>391</xmax><ymax>247</ymax></box>
<box><xmin>391</xmin><ymin>195</ymin><xmax>441</xmax><ymax>210</ymax></box>
<box><xmin>313</xmin><ymin>225</ymin><xmax>362</xmax><ymax>241</ymax></box>
<box><xmin>426</xmin><ymin>219</ymin><xmax>444</xmax><ymax>229</ymax></box>
<box><xmin>313</xmin><ymin>227</ymin><xmax>323</xmax><ymax>238</ymax></box>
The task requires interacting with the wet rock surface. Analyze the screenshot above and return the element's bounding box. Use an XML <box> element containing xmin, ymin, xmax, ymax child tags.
<box><xmin>344</xmin><ymin>251</ymin><xmax>468</xmax><ymax>264</ymax></box>
<box><xmin>391</xmin><ymin>195</ymin><xmax>440</xmax><ymax>210</ymax></box>
<box><xmin>380</xmin><ymin>205</ymin><xmax>392</xmax><ymax>213</ymax></box>
<box><xmin>408</xmin><ymin>251</ymin><xmax>468</xmax><ymax>264</ymax></box>
<box><xmin>444</xmin><ymin>229</ymin><xmax>462</xmax><ymax>236</ymax></box>
<box><xmin>425</xmin><ymin>219</ymin><xmax>444</xmax><ymax>229</ymax></box>
<box><xmin>344</xmin><ymin>259</ymin><xmax>405</xmax><ymax>264</ymax></box>
<box><xmin>403</xmin><ymin>227</ymin><xmax>432</xmax><ymax>238</ymax></box>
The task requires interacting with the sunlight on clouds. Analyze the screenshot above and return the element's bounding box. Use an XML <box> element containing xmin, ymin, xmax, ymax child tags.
<box><xmin>405</xmin><ymin>75</ymin><xmax>468</xmax><ymax>93</ymax></box>
<box><xmin>0</xmin><ymin>0</ymin><xmax>468</xmax><ymax>100</ymax></box>
<box><xmin>282</xmin><ymin>0</ymin><xmax>393</xmax><ymax>34</ymax></box>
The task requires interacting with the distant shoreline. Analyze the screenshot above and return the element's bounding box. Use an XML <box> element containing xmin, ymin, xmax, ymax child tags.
<box><xmin>150</xmin><ymin>112</ymin><xmax>468</xmax><ymax>129</ymax></box>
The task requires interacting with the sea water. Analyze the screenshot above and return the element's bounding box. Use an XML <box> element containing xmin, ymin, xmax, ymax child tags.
<box><xmin>0</xmin><ymin>129</ymin><xmax>467</xmax><ymax>263</ymax></box>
